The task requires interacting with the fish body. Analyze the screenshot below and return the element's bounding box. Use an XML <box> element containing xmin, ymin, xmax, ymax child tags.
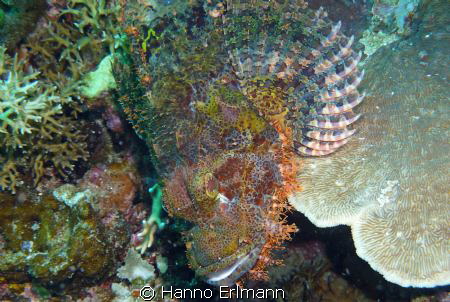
<box><xmin>115</xmin><ymin>0</ymin><xmax>363</xmax><ymax>285</ymax></box>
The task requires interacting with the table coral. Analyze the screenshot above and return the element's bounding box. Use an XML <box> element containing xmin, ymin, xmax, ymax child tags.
<box><xmin>115</xmin><ymin>0</ymin><xmax>364</xmax><ymax>286</ymax></box>
<box><xmin>289</xmin><ymin>0</ymin><xmax>450</xmax><ymax>287</ymax></box>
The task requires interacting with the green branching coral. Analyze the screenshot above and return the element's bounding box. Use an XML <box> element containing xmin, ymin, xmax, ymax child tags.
<box><xmin>0</xmin><ymin>47</ymin><xmax>88</xmax><ymax>192</ymax></box>
<box><xmin>61</xmin><ymin>0</ymin><xmax>123</xmax><ymax>56</ymax></box>
<box><xmin>0</xmin><ymin>0</ymin><xmax>126</xmax><ymax>192</ymax></box>
<box><xmin>26</xmin><ymin>0</ymin><xmax>124</xmax><ymax>88</ymax></box>
<box><xmin>0</xmin><ymin>62</ymin><xmax>61</xmax><ymax>145</ymax></box>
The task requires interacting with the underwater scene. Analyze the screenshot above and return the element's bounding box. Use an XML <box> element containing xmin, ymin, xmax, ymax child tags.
<box><xmin>0</xmin><ymin>0</ymin><xmax>448</xmax><ymax>301</ymax></box>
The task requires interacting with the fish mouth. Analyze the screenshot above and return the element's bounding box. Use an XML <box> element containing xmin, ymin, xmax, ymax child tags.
<box><xmin>205</xmin><ymin>245</ymin><xmax>263</xmax><ymax>286</ymax></box>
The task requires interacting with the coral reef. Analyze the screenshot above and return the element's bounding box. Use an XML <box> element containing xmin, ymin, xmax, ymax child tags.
<box><xmin>0</xmin><ymin>0</ymin><xmax>46</xmax><ymax>48</ymax></box>
<box><xmin>135</xmin><ymin>183</ymin><xmax>165</xmax><ymax>254</ymax></box>
<box><xmin>0</xmin><ymin>1</ymin><xmax>174</xmax><ymax>300</ymax></box>
<box><xmin>0</xmin><ymin>0</ymin><xmax>132</xmax><ymax>193</ymax></box>
<box><xmin>0</xmin><ymin>150</ymin><xmax>149</xmax><ymax>299</ymax></box>
<box><xmin>25</xmin><ymin>0</ymin><xmax>123</xmax><ymax>91</ymax></box>
<box><xmin>115</xmin><ymin>0</ymin><xmax>364</xmax><ymax>286</ymax></box>
<box><xmin>0</xmin><ymin>47</ymin><xmax>88</xmax><ymax>192</ymax></box>
<box><xmin>288</xmin><ymin>0</ymin><xmax>449</xmax><ymax>287</ymax></box>
<box><xmin>78</xmin><ymin>159</ymin><xmax>141</xmax><ymax>216</ymax></box>
<box><xmin>359</xmin><ymin>0</ymin><xmax>423</xmax><ymax>58</ymax></box>
<box><xmin>266</xmin><ymin>241</ymin><xmax>373</xmax><ymax>302</ymax></box>
<box><xmin>0</xmin><ymin>0</ymin><xmax>447</xmax><ymax>299</ymax></box>
<box><xmin>370</xmin><ymin>0</ymin><xmax>421</xmax><ymax>35</ymax></box>
<box><xmin>0</xmin><ymin>191</ymin><xmax>127</xmax><ymax>285</ymax></box>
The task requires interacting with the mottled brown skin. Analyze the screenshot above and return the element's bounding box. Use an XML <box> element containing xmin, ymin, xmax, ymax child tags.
<box><xmin>115</xmin><ymin>0</ymin><xmax>363</xmax><ymax>285</ymax></box>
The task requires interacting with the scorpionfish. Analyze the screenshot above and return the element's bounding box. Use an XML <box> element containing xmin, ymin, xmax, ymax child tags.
<box><xmin>114</xmin><ymin>0</ymin><xmax>364</xmax><ymax>286</ymax></box>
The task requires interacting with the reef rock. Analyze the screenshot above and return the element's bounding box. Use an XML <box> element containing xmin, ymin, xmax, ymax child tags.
<box><xmin>0</xmin><ymin>190</ymin><xmax>128</xmax><ymax>285</ymax></box>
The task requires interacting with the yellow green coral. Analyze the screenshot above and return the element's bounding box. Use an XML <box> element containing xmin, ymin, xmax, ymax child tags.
<box><xmin>26</xmin><ymin>0</ymin><xmax>124</xmax><ymax>89</ymax></box>
<box><xmin>0</xmin><ymin>47</ymin><xmax>88</xmax><ymax>192</ymax></box>
<box><xmin>0</xmin><ymin>57</ymin><xmax>61</xmax><ymax>146</ymax></box>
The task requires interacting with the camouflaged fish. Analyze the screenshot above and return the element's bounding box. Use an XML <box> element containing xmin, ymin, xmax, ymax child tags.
<box><xmin>114</xmin><ymin>0</ymin><xmax>364</xmax><ymax>286</ymax></box>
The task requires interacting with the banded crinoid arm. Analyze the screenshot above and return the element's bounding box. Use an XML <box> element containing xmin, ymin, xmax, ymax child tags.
<box><xmin>223</xmin><ymin>1</ymin><xmax>365</xmax><ymax>157</ymax></box>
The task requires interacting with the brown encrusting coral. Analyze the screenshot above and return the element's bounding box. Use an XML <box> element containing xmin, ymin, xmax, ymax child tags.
<box><xmin>0</xmin><ymin>191</ymin><xmax>127</xmax><ymax>285</ymax></box>
<box><xmin>114</xmin><ymin>0</ymin><xmax>364</xmax><ymax>285</ymax></box>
